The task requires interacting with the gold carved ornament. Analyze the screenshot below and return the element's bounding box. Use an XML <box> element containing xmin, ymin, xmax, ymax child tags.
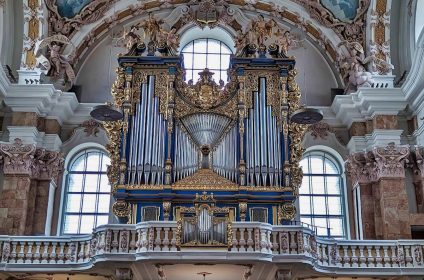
<box><xmin>103</xmin><ymin>120</ymin><xmax>123</xmax><ymax>193</ymax></box>
<box><xmin>112</xmin><ymin>200</ymin><xmax>131</xmax><ymax>218</ymax></box>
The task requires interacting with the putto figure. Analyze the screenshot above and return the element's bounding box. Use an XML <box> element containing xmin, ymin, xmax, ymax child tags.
<box><xmin>139</xmin><ymin>13</ymin><xmax>164</xmax><ymax>43</ymax></box>
<box><xmin>34</xmin><ymin>34</ymin><xmax>76</xmax><ymax>90</ymax></box>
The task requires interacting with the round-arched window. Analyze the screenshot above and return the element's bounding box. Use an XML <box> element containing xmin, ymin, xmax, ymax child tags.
<box><xmin>299</xmin><ymin>150</ymin><xmax>347</xmax><ymax>239</ymax></box>
<box><xmin>181</xmin><ymin>38</ymin><xmax>232</xmax><ymax>83</ymax></box>
<box><xmin>62</xmin><ymin>149</ymin><xmax>111</xmax><ymax>234</ymax></box>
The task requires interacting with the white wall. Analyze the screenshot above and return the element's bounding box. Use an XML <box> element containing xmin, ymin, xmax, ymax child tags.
<box><xmin>416</xmin><ymin>0</ymin><xmax>424</xmax><ymax>43</ymax></box>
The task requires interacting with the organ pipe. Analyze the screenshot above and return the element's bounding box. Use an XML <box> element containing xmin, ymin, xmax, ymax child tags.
<box><xmin>126</xmin><ymin>76</ymin><xmax>167</xmax><ymax>185</ymax></box>
<box><xmin>173</xmin><ymin>124</ymin><xmax>198</xmax><ymax>181</ymax></box>
<box><xmin>212</xmin><ymin>124</ymin><xmax>239</xmax><ymax>183</ymax></box>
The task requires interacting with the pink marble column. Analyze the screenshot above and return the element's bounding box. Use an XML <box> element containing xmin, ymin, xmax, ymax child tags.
<box><xmin>0</xmin><ymin>139</ymin><xmax>64</xmax><ymax>235</ymax></box>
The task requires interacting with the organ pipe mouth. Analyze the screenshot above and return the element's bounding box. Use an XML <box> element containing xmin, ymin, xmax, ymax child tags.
<box><xmin>90</xmin><ymin>104</ymin><xmax>123</xmax><ymax>121</ymax></box>
<box><xmin>290</xmin><ymin>108</ymin><xmax>323</xmax><ymax>125</ymax></box>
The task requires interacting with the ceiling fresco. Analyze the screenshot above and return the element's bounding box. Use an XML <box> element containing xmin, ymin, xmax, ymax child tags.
<box><xmin>55</xmin><ymin>0</ymin><xmax>93</xmax><ymax>18</ymax></box>
<box><xmin>320</xmin><ymin>0</ymin><xmax>359</xmax><ymax>22</ymax></box>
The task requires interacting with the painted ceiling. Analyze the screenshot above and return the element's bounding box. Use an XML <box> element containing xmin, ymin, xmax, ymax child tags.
<box><xmin>56</xmin><ymin>0</ymin><xmax>93</xmax><ymax>18</ymax></box>
<box><xmin>320</xmin><ymin>0</ymin><xmax>359</xmax><ymax>22</ymax></box>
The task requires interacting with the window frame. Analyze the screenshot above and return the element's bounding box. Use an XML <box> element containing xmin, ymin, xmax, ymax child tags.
<box><xmin>181</xmin><ymin>38</ymin><xmax>233</xmax><ymax>83</ymax></box>
<box><xmin>59</xmin><ymin>145</ymin><xmax>112</xmax><ymax>235</ymax></box>
<box><xmin>298</xmin><ymin>149</ymin><xmax>349</xmax><ymax>239</ymax></box>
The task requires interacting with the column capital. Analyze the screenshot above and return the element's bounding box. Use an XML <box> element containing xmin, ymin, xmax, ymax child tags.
<box><xmin>0</xmin><ymin>138</ymin><xmax>64</xmax><ymax>180</ymax></box>
<box><xmin>371</xmin><ymin>142</ymin><xmax>409</xmax><ymax>179</ymax></box>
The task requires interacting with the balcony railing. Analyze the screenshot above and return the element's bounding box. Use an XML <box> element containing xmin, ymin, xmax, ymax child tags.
<box><xmin>0</xmin><ymin>222</ymin><xmax>424</xmax><ymax>275</ymax></box>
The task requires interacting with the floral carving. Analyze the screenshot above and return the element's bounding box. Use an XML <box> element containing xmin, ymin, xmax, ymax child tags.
<box><xmin>307</xmin><ymin>122</ymin><xmax>334</xmax><ymax>140</ymax></box>
<box><xmin>372</xmin><ymin>143</ymin><xmax>409</xmax><ymax>179</ymax></box>
<box><xmin>80</xmin><ymin>119</ymin><xmax>103</xmax><ymax>137</ymax></box>
<box><xmin>0</xmin><ymin>138</ymin><xmax>64</xmax><ymax>180</ymax></box>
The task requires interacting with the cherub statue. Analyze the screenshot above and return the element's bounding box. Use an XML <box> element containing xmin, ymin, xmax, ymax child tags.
<box><xmin>250</xmin><ymin>15</ymin><xmax>275</xmax><ymax>46</ymax></box>
<box><xmin>338</xmin><ymin>41</ymin><xmax>375</xmax><ymax>90</ymax></box>
<box><xmin>158</xmin><ymin>27</ymin><xmax>180</xmax><ymax>55</ymax></box>
<box><xmin>234</xmin><ymin>30</ymin><xmax>248</xmax><ymax>56</ymax></box>
<box><xmin>139</xmin><ymin>12</ymin><xmax>164</xmax><ymax>43</ymax></box>
<box><xmin>123</xmin><ymin>24</ymin><xmax>142</xmax><ymax>50</ymax></box>
<box><xmin>274</xmin><ymin>29</ymin><xmax>304</xmax><ymax>57</ymax></box>
<box><xmin>34</xmin><ymin>34</ymin><xmax>76</xmax><ymax>90</ymax></box>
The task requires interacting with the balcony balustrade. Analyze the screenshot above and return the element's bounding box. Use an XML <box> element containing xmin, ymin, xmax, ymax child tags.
<box><xmin>0</xmin><ymin>222</ymin><xmax>423</xmax><ymax>275</ymax></box>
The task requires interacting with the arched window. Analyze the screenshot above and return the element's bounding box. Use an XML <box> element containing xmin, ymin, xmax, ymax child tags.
<box><xmin>62</xmin><ymin>149</ymin><xmax>111</xmax><ymax>234</ymax></box>
<box><xmin>299</xmin><ymin>150</ymin><xmax>347</xmax><ymax>239</ymax></box>
<box><xmin>181</xmin><ymin>38</ymin><xmax>232</xmax><ymax>83</ymax></box>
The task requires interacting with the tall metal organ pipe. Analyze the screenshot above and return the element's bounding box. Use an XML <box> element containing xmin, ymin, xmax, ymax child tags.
<box><xmin>173</xmin><ymin>124</ymin><xmax>199</xmax><ymax>181</ymax></box>
<box><xmin>212</xmin><ymin>124</ymin><xmax>239</xmax><ymax>184</ymax></box>
<box><xmin>126</xmin><ymin>76</ymin><xmax>167</xmax><ymax>185</ymax></box>
<box><xmin>245</xmin><ymin>77</ymin><xmax>282</xmax><ymax>187</ymax></box>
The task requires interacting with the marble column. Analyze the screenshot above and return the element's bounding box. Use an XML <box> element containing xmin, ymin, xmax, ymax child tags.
<box><xmin>0</xmin><ymin>138</ymin><xmax>64</xmax><ymax>235</ymax></box>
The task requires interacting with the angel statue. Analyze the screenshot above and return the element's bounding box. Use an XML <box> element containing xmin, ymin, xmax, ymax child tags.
<box><xmin>34</xmin><ymin>34</ymin><xmax>76</xmax><ymax>91</ymax></box>
<box><xmin>138</xmin><ymin>12</ymin><xmax>164</xmax><ymax>43</ymax></box>
<box><xmin>158</xmin><ymin>27</ymin><xmax>180</xmax><ymax>55</ymax></box>
<box><xmin>234</xmin><ymin>30</ymin><xmax>248</xmax><ymax>56</ymax></box>
<box><xmin>249</xmin><ymin>15</ymin><xmax>275</xmax><ymax>46</ymax></box>
<box><xmin>274</xmin><ymin>30</ymin><xmax>304</xmax><ymax>57</ymax></box>
<box><xmin>338</xmin><ymin>41</ymin><xmax>376</xmax><ymax>91</ymax></box>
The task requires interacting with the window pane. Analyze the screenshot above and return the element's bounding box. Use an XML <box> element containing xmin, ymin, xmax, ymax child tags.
<box><xmin>101</xmin><ymin>156</ymin><xmax>110</xmax><ymax>171</ymax></box>
<box><xmin>96</xmin><ymin>215</ymin><xmax>109</xmax><ymax>227</ymax></box>
<box><xmin>207</xmin><ymin>40</ymin><xmax>221</xmax><ymax>53</ymax></box>
<box><xmin>328</xmin><ymin>197</ymin><xmax>342</xmax><ymax>215</ymax></box>
<box><xmin>193</xmin><ymin>53</ymin><xmax>207</xmax><ymax>69</ymax></box>
<box><xmin>299</xmin><ymin>176</ymin><xmax>310</xmax><ymax>194</ymax></box>
<box><xmin>207</xmin><ymin>54</ymin><xmax>221</xmax><ymax>69</ymax></box>
<box><xmin>82</xmin><ymin>194</ymin><xmax>97</xmax><ymax>212</ymax></box>
<box><xmin>299</xmin><ymin>196</ymin><xmax>311</xmax><ymax>214</ymax></box>
<box><xmin>86</xmin><ymin>152</ymin><xmax>101</xmax><ymax>171</ymax></box>
<box><xmin>326</xmin><ymin>177</ymin><xmax>341</xmax><ymax>194</ymax></box>
<box><xmin>309</xmin><ymin>156</ymin><xmax>324</xmax><ymax>174</ymax></box>
<box><xmin>311</xmin><ymin>176</ymin><xmax>325</xmax><ymax>194</ymax></box>
<box><xmin>98</xmin><ymin>194</ymin><xmax>111</xmax><ymax>213</ymax></box>
<box><xmin>220</xmin><ymin>71</ymin><xmax>228</xmax><ymax>83</ymax></box>
<box><xmin>193</xmin><ymin>39</ymin><xmax>207</xmax><ymax>53</ymax></box>
<box><xmin>312</xmin><ymin>196</ymin><xmax>326</xmax><ymax>215</ymax></box>
<box><xmin>80</xmin><ymin>215</ymin><xmax>95</xmax><ymax>234</ymax></box>
<box><xmin>67</xmin><ymin>174</ymin><xmax>83</xmax><ymax>192</ymax></box>
<box><xmin>71</xmin><ymin>154</ymin><xmax>85</xmax><ymax>171</ymax></box>
<box><xmin>329</xmin><ymin>218</ymin><xmax>344</xmax><ymax>236</ymax></box>
<box><xmin>300</xmin><ymin>217</ymin><xmax>311</xmax><ymax>227</ymax></box>
<box><xmin>221</xmin><ymin>54</ymin><xmax>230</xmax><ymax>69</ymax></box>
<box><xmin>221</xmin><ymin>44</ymin><xmax>232</xmax><ymax>54</ymax></box>
<box><xmin>99</xmin><ymin>174</ymin><xmax>110</xmax><ymax>193</ymax></box>
<box><xmin>324</xmin><ymin>158</ymin><xmax>339</xmax><ymax>174</ymax></box>
<box><xmin>63</xmin><ymin>215</ymin><xmax>79</xmax><ymax>234</ymax></box>
<box><xmin>183</xmin><ymin>41</ymin><xmax>193</xmax><ymax>52</ymax></box>
<box><xmin>84</xmin><ymin>174</ymin><xmax>99</xmax><ymax>192</ymax></box>
<box><xmin>66</xmin><ymin>194</ymin><xmax>81</xmax><ymax>213</ymax></box>
<box><xmin>313</xmin><ymin>218</ymin><xmax>328</xmax><ymax>236</ymax></box>
<box><xmin>183</xmin><ymin>53</ymin><xmax>194</xmax><ymax>69</ymax></box>
<box><xmin>192</xmin><ymin>69</ymin><xmax>202</xmax><ymax>82</ymax></box>
<box><xmin>300</xmin><ymin>158</ymin><xmax>309</xmax><ymax>173</ymax></box>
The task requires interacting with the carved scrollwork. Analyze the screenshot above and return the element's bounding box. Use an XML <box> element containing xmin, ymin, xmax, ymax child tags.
<box><xmin>112</xmin><ymin>200</ymin><xmax>131</xmax><ymax>218</ymax></box>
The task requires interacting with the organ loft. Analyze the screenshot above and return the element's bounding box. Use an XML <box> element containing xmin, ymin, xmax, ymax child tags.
<box><xmin>0</xmin><ymin>0</ymin><xmax>424</xmax><ymax>279</ymax></box>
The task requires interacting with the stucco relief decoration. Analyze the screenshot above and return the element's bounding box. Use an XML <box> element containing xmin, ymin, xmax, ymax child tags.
<box><xmin>306</xmin><ymin>121</ymin><xmax>334</xmax><ymax>139</ymax></box>
<box><xmin>345</xmin><ymin>152</ymin><xmax>368</xmax><ymax>184</ymax></box>
<box><xmin>45</xmin><ymin>0</ymin><xmax>115</xmax><ymax>38</ymax></box>
<box><xmin>0</xmin><ymin>139</ymin><xmax>36</xmax><ymax>176</ymax></box>
<box><xmin>180</xmin><ymin>0</ymin><xmax>235</xmax><ymax>29</ymax></box>
<box><xmin>80</xmin><ymin>119</ymin><xmax>103</xmax><ymax>136</ymax></box>
<box><xmin>22</xmin><ymin>0</ymin><xmax>44</xmax><ymax>70</ymax></box>
<box><xmin>0</xmin><ymin>0</ymin><xmax>5</xmax><ymax>8</ymax></box>
<box><xmin>372</xmin><ymin>143</ymin><xmax>410</xmax><ymax>179</ymax></box>
<box><xmin>121</xmin><ymin>13</ymin><xmax>180</xmax><ymax>56</ymax></box>
<box><xmin>34</xmin><ymin>34</ymin><xmax>76</xmax><ymax>90</ymax></box>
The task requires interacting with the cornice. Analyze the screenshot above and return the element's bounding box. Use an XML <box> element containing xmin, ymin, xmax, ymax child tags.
<box><xmin>331</xmin><ymin>87</ymin><xmax>407</xmax><ymax>127</ymax></box>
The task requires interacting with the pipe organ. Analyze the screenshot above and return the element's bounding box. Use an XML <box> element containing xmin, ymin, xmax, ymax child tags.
<box><xmin>103</xmin><ymin>15</ymin><xmax>309</xmax><ymax>243</ymax></box>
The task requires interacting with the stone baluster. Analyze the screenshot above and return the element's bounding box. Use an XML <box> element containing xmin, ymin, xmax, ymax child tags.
<box><xmin>323</xmin><ymin>244</ymin><xmax>329</xmax><ymax>266</ymax></box>
<box><xmin>266</xmin><ymin>230</ymin><xmax>272</xmax><ymax>253</ymax></box>
<box><xmin>231</xmin><ymin>228</ymin><xmax>238</xmax><ymax>252</ymax></box>
<box><xmin>342</xmin><ymin>245</ymin><xmax>350</xmax><ymax>267</ymax></box>
<box><xmin>412</xmin><ymin>245</ymin><xmax>424</xmax><ymax>267</ymax></box>
<box><xmin>366</xmin><ymin>245</ymin><xmax>375</xmax><ymax>267</ymax></box>
<box><xmin>66</xmin><ymin>242</ymin><xmax>76</xmax><ymax>263</ymax></box>
<box><xmin>138</xmin><ymin>229</ymin><xmax>148</xmax><ymax>252</ymax></box>
<box><xmin>57</xmin><ymin>242</ymin><xmax>65</xmax><ymax>264</ymax></box>
<box><xmin>112</xmin><ymin>230</ymin><xmax>119</xmax><ymax>253</ymax></box>
<box><xmin>119</xmin><ymin>230</ymin><xmax>130</xmax><ymax>253</ymax></box>
<box><xmin>254</xmin><ymin>228</ymin><xmax>260</xmax><ymax>251</ymax></box>
<box><xmin>162</xmin><ymin>227</ymin><xmax>170</xmax><ymax>251</ymax></box>
<box><xmin>154</xmin><ymin>227</ymin><xmax>162</xmax><ymax>251</ymax></box>
<box><xmin>289</xmin><ymin>232</ymin><xmax>297</xmax><ymax>254</ymax></box>
<box><xmin>170</xmin><ymin>227</ymin><xmax>177</xmax><ymax>251</ymax></box>
<box><xmin>42</xmin><ymin>242</ymin><xmax>50</xmax><ymax>264</ymax></box>
<box><xmin>129</xmin><ymin>230</ymin><xmax>137</xmax><ymax>252</ymax></box>
<box><xmin>78</xmin><ymin>242</ymin><xmax>85</xmax><ymax>262</ymax></box>
<box><xmin>24</xmin><ymin>241</ymin><xmax>33</xmax><ymax>264</ymax></box>
<box><xmin>33</xmin><ymin>242</ymin><xmax>41</xmax><ymax>264</ymax></box>
<box><xmin>390</xmin><ymin>245</ymin><xmax>399</xmax><ymax>267</ymax></box>
<box><xmin>17</xmin><ymin>241</ymin><xmax>25</xmax><ymax>263</ymax></box>
<box><xmin>246</xmin><ymin>228</ymin><xmax>253</xmax><ymax>252</ymax></box>
<box><xmin>148</xmin><ymin>227</ymin><xmax>155</xmax><ymax>251</ymax></box>
<box><xmin>272</xmin><ymin>231</ymin><xmax>278</xmax><ymax>254</ymax></box>
<box><xmin>238</xmin><ymin>227</ymin><xmax>246</xmax><ymax>252</ymax></box>
<box><xmin>359</xmin><ymin>245</ymin><xmax>366</xmax><ymax>267</ymax></box>
<box><xmin>383</xmin><ymin>246</ymin><xmax>390</xmax><ymax>267</ymax></box>
<box><xmin>51</xmin><ymin>242</ymin><xmax>58</xmax><ymax>263</ymax></box>
<box><xmin>260</xmin><ymin>229</ymin><xmax>268</xmax><ymax>253</ymax></box>
<box><xmin>10</xmin><ymin>242</ymin><xmax>17</xmax><ymax>263</ymax></box>
<box><xmin>351</xmin><ymin>245</ymin><xmax>359</xmax><ymax>268</ymax></box>
<box><xmin>280</xmin><ymin>232</ymin><xmax>289</xmax><ymax>254</ymax></box>
<box><xmin>375</xmin><ymin>245</ymin><xmax>383</xmax><ymax>267</ymax></box>
<box><xmin>405</xmin><ymin>245</ymin><xmax>413</xmax><ymax>267</ymax></box>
